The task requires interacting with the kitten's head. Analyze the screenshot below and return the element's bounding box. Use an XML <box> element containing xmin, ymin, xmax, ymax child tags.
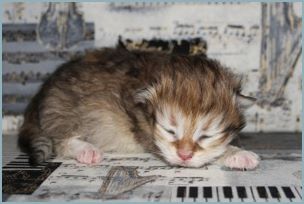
<box><xmin>135</xmin><ymin>55</ymin><xmax>255</xmax><ymax>167</ymax></box>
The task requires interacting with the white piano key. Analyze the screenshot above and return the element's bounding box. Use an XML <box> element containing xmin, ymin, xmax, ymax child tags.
<box><xmin>230</xmin><ymin>187</ymin><xmax>242</xmax><ymax>202</ymax></box>
<box><xmin>195</xmin><ymin>186</ymin><xmax>205</xmax><ymax>202</ymax></box>
<box><xmin>294</xmin><ymin>186</ymin><xmax>302</xmax><ymax>199</ymax></box>
<box><xmin>289</xmin><ymin>186</ymin><xmax>302</xmax><ymax>202</ymax></box>
<box><xmin>171</xmin><ymin>186</ymin><xmax>183</xmax><ymax>202</ymax></box>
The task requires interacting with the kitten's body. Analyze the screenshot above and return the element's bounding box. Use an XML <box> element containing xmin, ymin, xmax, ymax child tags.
<box><xmin>18</xmin><ymin>48</ymin><xmax>259</xmax><ymax>169</ymax></box>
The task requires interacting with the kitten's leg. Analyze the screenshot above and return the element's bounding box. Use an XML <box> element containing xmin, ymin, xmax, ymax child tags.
<box><xmin>215</xmin><ymin>145</ymin><xmax>260</xmax><ymax>170</ymax></box>
<box><xmin>61</xmin><ymin>137</ymin><xmax>103</xmax><ymax>164</ymax></box>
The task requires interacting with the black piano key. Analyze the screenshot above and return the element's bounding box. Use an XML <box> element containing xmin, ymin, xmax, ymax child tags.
<box><xmin>282</xmin><ymin>187</ymin><xmax>295</xmax><ymax>199</ymax></box>
<box><xmin>236</xmin><ymin>186</ymin><xmax>247</xmax><ymax>198</ymax></box>
<box><xmin>177</xmin><ymin>186</ymin><xmax>186</xmax><ymax>198</ymax></box>
<box><xmin>257</xmin><ymin>186</ymin><xmax>268</xmax><ymax>198</ymax></box>
<box><xmin>223</xmin><ymin>186</ymin><xmax>233</xmax><ymax>198</ymax></box>
<box><xmin>268</xmin><ymin>186</ymin><xmax>280</xmax><ymax>198</ymax></box>
<box><xmin>203</xmin><ymin>187</ymin><xmax>212</xmax><ymax>198</ymax></box>
<box><xmin>189</xmin><ymin>187</ymin><xmax>198</xmax><ymax>198</ymax></box>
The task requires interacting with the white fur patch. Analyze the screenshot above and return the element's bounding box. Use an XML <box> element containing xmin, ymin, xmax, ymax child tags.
<box><xmin>155</xmin><ymin>138</ymin><xmax>228</xmax><ymax>168</ymax></box>
<box><xmin>193</xmin><ymin>114</ymin><xmax>227</xmax><ymax>148</ymax></box>
<box><xmin>156</xmin><ymin>106</ymin><xmax>185</xmax><ymax>141</ymax></box>
<box><xmin>224</xmin><ymin>150</ymin><xmax>260</xmax><ymax>170</ymax></box>
<box><xmin>154</xmin><ymin>106</ymin><xmax>231</xmax><ymax>167</ymax></box>
<box><xmin>186</xmin><ymin>145</ymin><xmax>227</xmax><ymax>167</ymax></box>
<box><xmin>64</xmin><ymin>137</ymin><xmax>103</xmax><ymax>164</ymax></box>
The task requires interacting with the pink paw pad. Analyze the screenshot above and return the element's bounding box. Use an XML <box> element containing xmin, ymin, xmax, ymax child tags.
<box><xmin>224</xmin><ymin>150</ymin><xmax>260</xmax><ymax>170</ymax></box>
<box><xmin>76</xmin><ymin>148</ymin><xmax>102</xmax><ymax>164</ymax></box>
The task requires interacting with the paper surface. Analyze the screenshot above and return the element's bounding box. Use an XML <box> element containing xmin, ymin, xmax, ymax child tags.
<box><xmin>6</xmin><ymin>151</ymin><xmax>302</xmax><ymax>202</ymax></box>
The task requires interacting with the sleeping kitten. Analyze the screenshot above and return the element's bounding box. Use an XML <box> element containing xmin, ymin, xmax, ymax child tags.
<box><xmin>18</xmin><ymin>47</ymin><xmax>259</xmax><ymax>169</ymax></box>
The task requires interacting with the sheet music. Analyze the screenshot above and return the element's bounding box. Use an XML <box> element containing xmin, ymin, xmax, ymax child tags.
<box><xmin>6</xmin><ymin>151</ymin><xmax>301</xmax><ymax>202</ymax></box>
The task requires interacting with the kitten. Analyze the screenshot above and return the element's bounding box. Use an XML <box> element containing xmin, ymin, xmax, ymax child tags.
<box><xmin>18</xmin><ymin>47</ymin><xmax>259</xmax><ymax>169</ymax></box>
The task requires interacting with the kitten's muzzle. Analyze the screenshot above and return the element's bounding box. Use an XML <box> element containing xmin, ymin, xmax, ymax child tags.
<box><xmin>177</xmin><ymin>149</ymin><xmax>193</xmax><ymax>161</ymax></box>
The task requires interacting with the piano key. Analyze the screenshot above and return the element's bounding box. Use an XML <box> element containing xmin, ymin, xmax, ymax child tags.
<box><xmin>177</xmin><ymin>186</ymin><xmax>186</xmax><ymax>198</ymax></box>
<box><xmin>282</xmin><ymin>186</ymin><xmax>295</xmax><ymax>199</ymax></box>
<box><xmin>268</xmin><ymin>186</ymin><xmax>280</xmax><ymax>198</ymax></box>
<box><xmin>196</xmin><ymin>186</ymin><xmax>204</xmax><ymax>202</ymax></box>
<box><xmin>171</xmin><ymin>187</ymin><xmax>183</xmax><ymax>202</ymax></box>
<box><xmin>268</xmin><ymin>186</ymin><xmax>280</xmax><ymax>200</ymax></box>
<box><xmin>189</xmin><ymin>187</ymin><xmax>198</xmax><ymax>198</ymax></box>
<box><xmin>251</xmin><ymin>186</ymin><xmax>267</xmax><ymax>202</ymax></box>
<box><xmin>187</xmin><ymin>186</ymin><xmax>198</xmax><ymax>202</ymax></box>
<box><xmin>217</xmin><ymin>186</ymin><xmax>232</xmax><ymax>202</ymax></box>
<box><xmin>230</xmin><ymin>187</ymin><xmax>242</xmax><ymax>202</ymax></box>
<box><xmin>265</xmin><ymin>186</ymin><xmax>280</xmax><ymax>202</ymax></box>
<box><xmin>242</xmin><ymin>186</ymin><xmax>255</xmax><ymax>202</ymax></box>
<box><xmin>277</xmin><ymin>186</ymin><xmax>291</xmax><ymax>202</ymax></box>
<box><xmin>294</xmin><ymin>186</ymin><xmax>302</xmax><ymax>199</ymax></box>
<box><xmin>203</xmin><ymin>187</ymin><xmax>212</xmax><ymax>199</ymax></box>
<box><xmin>236</xmin><ymin>186</ymin><xmax>247</xmax><ymax>199</ymax></box>
<box><xmin>223</xmin><ymin>186</ymin><xmax>233</xmax><ymax>198</ymax></box>
<box><xmin>203</xmin><ymin>187</ymin><xmax>217</xmax><ymax>202</ymax></box>
<box><xmin>176</xmin><ymin>186</ymin><xmax>186</xmax><ymax>202</ymax></box>
<box><xmin>184</xmin><ymin>186</ymin><xmax>198</xmax><ymax>203</ymax></box>
<box><xmin>176</xmin><ymin>186</ymin><xmax>186</xmax><ymax>198</ymax></box>
<box><xmin>257</xmin><ymin>186</ymin><xmax>268</xmax><ymax>199</ymax></box>
<box><xmin>286</xmin><ymin>186</ymin><xmax>302</xmax><ymax>202</ymax></box>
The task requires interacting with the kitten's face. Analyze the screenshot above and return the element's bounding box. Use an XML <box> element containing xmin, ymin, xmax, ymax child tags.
<box><xmin>135</xmin><ymin>56</ymin><xmax>253</xmax><ymax>167</ymax></box>
<box><xmin>153</xmin><ymin>106</ymin><xmax>235</xmax><ymax>167</ymax></box>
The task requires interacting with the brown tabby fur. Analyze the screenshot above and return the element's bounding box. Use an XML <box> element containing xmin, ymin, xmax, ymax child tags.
<box><xmin>18</xmin><ymin>47</ymin><xmax>247</xmax><ymax>166</ymax></box>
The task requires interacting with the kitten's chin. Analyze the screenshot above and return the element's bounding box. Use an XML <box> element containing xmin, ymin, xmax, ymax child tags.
<box><xmin>166</xmin><ymin>147</ymin><xmax>228</xmax><ymax>168</ymax></box>
<box><xmin>165</xmin><ymin>157</ymin><xmax>210</xmax><ymax>168</ymax></box>
<box><xmin>178</xmin><ymin>161</ymin><xmax>207</xmax><ymax>168</ymax></box>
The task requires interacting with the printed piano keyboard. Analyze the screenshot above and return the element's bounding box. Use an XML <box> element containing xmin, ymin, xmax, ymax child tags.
<box><xmin>172</xmin><ymin>186</ymin><xmax>302</xmax><ymax>202</ymax></box>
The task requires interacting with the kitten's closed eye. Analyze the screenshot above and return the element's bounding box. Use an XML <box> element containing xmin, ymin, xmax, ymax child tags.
<box><xmin>157</xmin><ymin>122</ymin><xmax>177</xmax><ymax>139</ymax></box>
<box><xmin>164</xmin><ymin>129</ymin><xmax>175</xmax><ymax>135</ymax></box>
<box><xmin>197</xmin><ymin>135</ymin><xmax>210</xmax><ymax>141</ymax></box>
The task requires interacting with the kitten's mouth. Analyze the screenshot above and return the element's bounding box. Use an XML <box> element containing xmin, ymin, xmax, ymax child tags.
<box><xmin>178</xmin><ymin>160</ymin><xmax>191</xmax><ymax>167</ymax></box>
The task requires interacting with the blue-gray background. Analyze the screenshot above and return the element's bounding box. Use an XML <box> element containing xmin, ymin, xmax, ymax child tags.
<box><xmin>2</xmin><ymin>2</ymin><xmax>302</xmax><ymax>132</ymax></box>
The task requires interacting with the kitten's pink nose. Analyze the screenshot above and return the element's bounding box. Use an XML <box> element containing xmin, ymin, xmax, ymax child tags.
<box><xmin>177</xmin><ymin>149</ymin><xmax>193</xmax><ymax>161</ymax></box>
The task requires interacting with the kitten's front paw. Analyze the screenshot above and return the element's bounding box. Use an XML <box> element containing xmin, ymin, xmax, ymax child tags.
<box><xmin>224</xmin><ymin>150</ymin><xmax>259</xmax><ymax>170</ymax></box>
<box><xmin>76</xmin><ymin>148</ymin><xmax>103</xmax><ymax>164</ymax></box>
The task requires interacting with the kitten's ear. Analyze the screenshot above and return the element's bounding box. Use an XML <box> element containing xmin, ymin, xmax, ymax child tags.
<box><xmin>134</xmin><ymin>86</ymin><xmax>155</xmax><ymax>104</ymax></box>
<box><xmin>134</xmin><ymin>87</ymin><xmax>155</xmax><ymax>116</ymax></box>
<box><xmin>237</xmin><ymin>94</ymin><xmax>256</xmax><ymax>109</ymax></box>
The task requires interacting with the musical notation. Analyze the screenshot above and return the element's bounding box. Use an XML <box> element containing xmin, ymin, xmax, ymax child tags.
<box><xmin>173</xmin><ymin>21</ymin><xmax>260</xmax><ymax>44</ymax></box>
<box><xmin>3</xmin><ymin>152</ymin><xmax>302</xmax><ymax>202</ymax></box>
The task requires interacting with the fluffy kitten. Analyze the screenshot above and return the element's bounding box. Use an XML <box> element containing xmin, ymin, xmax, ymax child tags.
<box><xmin>18</xmin><ymin>47</ymin><xmax>259</xmax><ymax>169</ymax></box>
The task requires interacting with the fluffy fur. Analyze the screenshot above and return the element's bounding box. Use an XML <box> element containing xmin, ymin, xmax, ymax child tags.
<box><xmin>18</xmin><ymin>47</ymin><xmax>259</xmax><ymax>169</ymax></box>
